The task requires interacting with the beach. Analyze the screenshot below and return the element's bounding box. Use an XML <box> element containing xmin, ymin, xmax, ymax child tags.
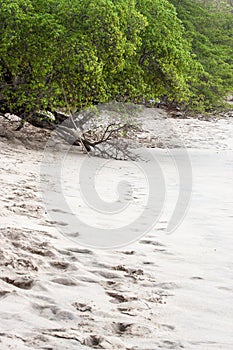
<box><xmin>0</xmin><ymin>112</ymin><xmax>233</xmax><ymax>349</ymax></box>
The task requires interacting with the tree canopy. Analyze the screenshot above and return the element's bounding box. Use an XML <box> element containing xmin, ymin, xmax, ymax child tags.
<box><xmin>170</xmin><ymin>0</ymin><xmax>233</xmax><ymax>110</ymax></box>
<box><xmin>0</xmin><ymin>0</ymin><xmax>232</xmax><ymax>119</ymax></box>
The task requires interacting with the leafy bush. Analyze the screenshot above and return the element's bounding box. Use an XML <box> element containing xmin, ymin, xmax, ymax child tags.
<box><xmin>0</xmin><ymin>0</ymin><xmax>232</xmax><ymax>118</ymax></box>
<box><xmin>170</xmin><ymin>0</ymin><xmax>233</xmax><ymax>110</ymax></box>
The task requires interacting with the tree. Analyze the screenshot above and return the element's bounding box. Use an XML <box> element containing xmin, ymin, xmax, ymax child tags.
<box><xmin>0</xmin><ymin>0</ymin><xmax>145</xmax><ymax>119</ymax></box>
<box><xmin>1</xmin><ymin>0</ymin><xmax>232</xmax><ymax>133</ymax></box>
<box><xmin>135</xmin><ymin>0</ymin><xmax>200</xmax><ymax>103</ymax></box>
<box><xmin>170</xmin><ymin>0</ymin><xmax>233</xmax><ymax>110</ymax></box>
<box><xmin>0</xmin><ymin>0</ymin><xmax>200</xmax><ymax>120</ymax></box>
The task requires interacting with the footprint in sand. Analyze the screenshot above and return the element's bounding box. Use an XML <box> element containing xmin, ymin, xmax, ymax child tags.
<box><xmin>107</xmin><ymin>291</ymin><xmax>136</xmax><ymax>304</ymax></box>
<box><xmin>83</xmin><ymin>335</ymin><xmax>104</xmax><ymax>348</ymax></box>
<box><xmin>67</xmin><ymin>247</ymin><xmax>94</xmax><ymax>255</ymax></box>
<box><xmin>0</xmin><ymin>290</ymin><xmax>11</xmax><ymax>299</ymax></box>
<box><xmin>140</xmin><ymin>239</ymin><xmax>164</xmax><ymax>247</ymax></box>
<box><xmin>161</xmin><ymin>340</ymin><xmax>185</xmax><ymax>349</ymax></box>
<box><xmin>161</xmin><ymin>324</ymin><xmax>175</xmax><ymax>331</ymax></box>
<box><xmin>1</xmin><ymin>276</ymin><xmax>34</xmax><ymax>290</ymax></box>
<box><xmin>112</xmin><ymin>322</ymin><xmax>152</xmax><ymax>336</ymax></box>
<box><xmin>98</xmin><ymin>280</ymin><xmax>122</xmax><ymax>291</ymax></box>
<box><xmin>51</xmin><ymin>277</ymin><xmax>78</xmax><ymax>286</ymax></box>
<box><xmin>32</xmin><ymin>303</ymin><xmax>75</xmax><ymax>321</ymax></box>
<box><xmin>112</xmin><ymin>322</ymin><xmax>132</xmax><ymax>334</ymax></box>
<box><xmin>49</xmin><ymin>260</ymin><xmax>70</xmax><ymax>270</ymax></box>
<box><xmin>45</xmin><ymin>220</ymin><xmax>69</xmax><ymax>227</ymax></box>
<box><xmin>83</xmin><ymin>335</ymin><xmax>124</xmax><ymax>349</ymax></box>
<box><xmin>72</xmin><ymin>302</ymin><xmax>92</xmax><ymax>313</ymax></box>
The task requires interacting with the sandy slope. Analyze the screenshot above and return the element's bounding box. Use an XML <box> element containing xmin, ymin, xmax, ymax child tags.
<box><xmin>0</xmin><ymin>113</ymin><xmax>233</xmax><ymax>349</ymax></box>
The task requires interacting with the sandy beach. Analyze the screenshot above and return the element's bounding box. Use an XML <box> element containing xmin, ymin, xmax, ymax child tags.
<box><xmin>0</xmin><ymin>111</ymin><xmax>233</xmax><ymax>349</ymax></box>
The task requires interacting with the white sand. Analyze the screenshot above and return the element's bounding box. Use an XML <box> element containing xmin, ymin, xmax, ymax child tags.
<box><xmin>0</xmin><ymin>113</ymin><xmax>233</xmax><ymax>349</ymax></box>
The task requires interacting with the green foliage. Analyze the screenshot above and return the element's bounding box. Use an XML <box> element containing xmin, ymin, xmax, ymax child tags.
<box><xmin>170</xmin><ymin>0</ymin><xmax>233</xmax><ymax>110</ymax></box>
<box><xmin>0</xmin><ymin>0</ymin><xmax>232</xmax><ymax>117</ymax></box>
<box><xmin>0</xmin><ymin>0</ymin><xmax>146</xmax><ymax>115</ymax></box>
<box><xmin>135</xmin><ymin>0</ymin><xmax>201</xmax><ymax>102</ymax></box>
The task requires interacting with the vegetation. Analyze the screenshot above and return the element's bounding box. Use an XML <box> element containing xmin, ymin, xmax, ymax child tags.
<box><xmin>0</xmin><ymin>0</ymin><xmax>232</xmax><ymax>123</ymax></box>
<box><xmin>170</xmin><ymin>0</ymin><xmax>233</xmax><ymax>110</ymax></box>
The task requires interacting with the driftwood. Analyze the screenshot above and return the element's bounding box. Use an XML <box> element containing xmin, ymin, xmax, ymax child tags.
<box><xmin>0</xmin><ymin>103</ymin><xmax>141</xmax><ymax>160</ymax></box>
